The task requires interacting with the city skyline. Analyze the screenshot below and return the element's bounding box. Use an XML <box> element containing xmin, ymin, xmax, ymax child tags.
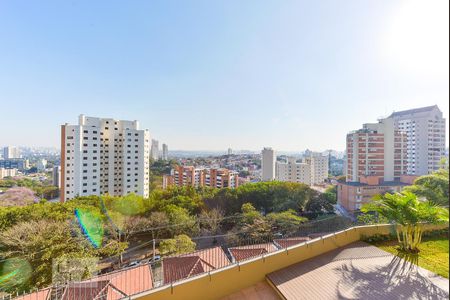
<box><xmin>0</xmin><ymin>0</ymin><xmax>449</xmax><ymax>151</ymax></box>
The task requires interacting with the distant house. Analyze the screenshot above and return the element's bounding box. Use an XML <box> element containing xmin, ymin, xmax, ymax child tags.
<box><xmin>273</xmin><ymin>237</ymin><xmax>310</xmax><ymax>249</ymax></box>
<box><xmin>19</xmin><ymin>264</ymin><xmax>153</xmax><ymax>300</ymax></box>
<box><xmin>162</xmin><ymin>246</ymin><xmax>230</xmax><ymax>284</ymax></box>
<box><xmin>228</xmin><ymin>243</ymin><xmax>277</xmax><ymax>262</ymax></box>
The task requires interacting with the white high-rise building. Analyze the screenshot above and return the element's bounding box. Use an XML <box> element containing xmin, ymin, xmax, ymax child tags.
<box><xmin>276</xmin><ymin>154</ymin><xmax>329</xmax><ymax>185</ymax></box>
<box><xmin>151</xmin><ymin>139</ymin><xmax>160</xmax><ymax>160</ymax></box>
<box><xmin>3</xmin><ymin>146</ymin><xmax>20</xmax><ymax>159</ymax></box>
<box><xmin>389</xmin><ymin>105</ymin><xmax>446</xmax><ymax>175</ymax></box>
<box><xmin>261</xmin><ymin>147</ymin><xmax>276</xmax><ymax>181</ymax></box>
<box><xmin>227</xmin><ymin>148</ymin><xmax>233</xmax><ymax>155</ymax></box>
<box><xmin>37</xmin><ymin>159</ymin><xmax>48</xmax><ymax>172</ymax></box>
<box><xmin>60</xmin><ymin>115</ymin><xmax>150</xmax><ymax>202</ymax></box>
<box><xmin>305</xmin><ymin>154</ymin><xmax>329</xmax><ymax>185</ymax></box>
<box><xmin>52</xmin><ymin>166</ymin><xmax>61</xmax><ymax>188</ymax></box>
<box><xmin>162</xmin><ymin>143</ymin><xmax>169</xmax><ymax>160</ymax></box>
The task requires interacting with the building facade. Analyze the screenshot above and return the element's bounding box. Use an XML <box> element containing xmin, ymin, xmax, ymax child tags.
<box><xmin>162</xmin><ymin>143</ymin><xmax>169</xmax><ymax>160</ymax></box>
<box><xmin>60</xmin><ymin>115</ymin><xmax>150</xmax><ymax>202</ymax></box>
<box><xmin>0</xmin><ymin>168</ymin><xmax>17</xmax><ymax>179</ymax></box>
<box><xmin>163</xmin><ymin>166</ymin><xmax>239</xmax><ymax>189</ymax></box>
<box><xmin>151</xmin><ymin>139</ymin><xmax>160</xmax><ymax>160</ymax></box>
<box><xmin>261</xmin><ymin>147</ymin><xmax>276</xmax><ymax>181</ymax></box>
<box><xmin>346</xmin><ymin>118</ymin><xmax>408</xmax><ymax>183</ymax></box>
<box><xmin>389</xmin><ymin>105</ymin><xmax>446</xmax><ymax>175</ymax></box>
<box><xmin>275</xmin><ymin>154</ymin><xmax>329</xmax><ymax>186</ymax></box>
<box><xmin>3</xmin><ymin>146</ymin><xmax>20</xmax><ymax>159</ymax></box>
<box><xmin>0</xmin><ymin>158</ymin><xmax>29</xmax><ymax>171</ymax></box>
<box><xmin>339</xmin><ymin>117</ymin><xmax>413</xmax><ymax>212</ymax></box>
<box><xmin>304</xmin><ymin>154</ymin><xmax>329</xmax><ymax>185</ymax></box>
<box><xmin>52</xmin><ymin>166</ymin><xmax>61</xmax><ymax>188</ymax></box>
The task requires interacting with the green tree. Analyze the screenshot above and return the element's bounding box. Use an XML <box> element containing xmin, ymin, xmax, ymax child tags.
<box><xmin>159</xmin><ymin>234</ymin><xmax>196</xmax><ymax>256</ymax></box>
<box><xmin>266</xmin><ymin>209</ymin><xmax>307</xmax><ymax>236</ymax></box>
<box><xmin>0</xmin><ymin>220</ymin><xmax>96</xmax><ymax>292</ymax></box>
<box><xmin>164</xmin><ymin>205</ymin><xmax>199</xmax><ymax>236</ymax></box>
<box><xmin>199</xmin><ymin>208</ymin><xmax>223</xmax><ymax>235</ymax></box>
<box><xmin>361</xmin><ymin>191</ymin><xmax>448</xmax><ymax>253</ymax></box>
<box><xmin>404</xmin><ymin>168</ymin><xmax>449</xmax><ymax>206</ymax></box>
<box><xmin>147</xmin><ymin>211</ymin><xmax>170</xmax><ymax>239</ymax></box>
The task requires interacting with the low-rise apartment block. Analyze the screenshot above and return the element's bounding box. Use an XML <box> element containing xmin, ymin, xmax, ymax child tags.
<box><xmin>0</xmin><ymin>168</ymin><xmax>17</xmax><ymax>179</ymax></box>
<box><xmin>0</xmin><ymin>158</ymin><xmax>29</xmax><ymax>171</ymax></box>
<box><xmin>275</xmin><ymin>154</ymin><xmax>328</xmax><ymax>186</ymax></box>
<box><xmin>163</xmin><ymin>166</ymin><xmax>239</xmax><ymax>189</ymax></box>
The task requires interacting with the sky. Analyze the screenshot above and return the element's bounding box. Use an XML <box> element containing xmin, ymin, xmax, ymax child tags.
<box><xmin>0</xmin><ymin>0</ymin><xmax>448</xmax><ymax>152</ymax></box>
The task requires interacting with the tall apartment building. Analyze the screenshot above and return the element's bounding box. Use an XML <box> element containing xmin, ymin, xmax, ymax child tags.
<box><xmin>304</xmin><ymin>154</ymin><xmax>329</xmax><ymax>185</ymax></box>
<box><xmin>163</xmin><ymin>166</ymin><xmax>239</xmax><ymax>189</ymax></box>
<box><xmin>3</xmin><ymin>146</ymin><xmax>20</xmax><ymax>159</ymax></box>
<box><xmin>261</xmin><ymin>147</ymin><xmax>276</xmax><ymax>181</ymax></box>
<box><xmin>275</xmin><ymin>154</ymin><xmax>328</xmax><ymax>186</ymax></box>
<box><xmin>162</xmin><ymin>143</ymin><xmax>169</xmax><ymax>161</ymax></box>
<box><xmin>52</xmin><ymin>166</ymin><xmax>61</xmax><ymax>188</ymax></box>
<box><xmin>151</xmin><ymin>139</ymin><xmax>160</xmax><ymax>160</ymax></box>
<box><xmin>389</xmin><ymin>105</ymin><xmax>446</xmax><ymax>175</ymax></box>
<box><xmin>60</xmin><ymin>115</ymin><xmax>150</xmax><ymax>202</ymax></box>
<box><xmin>346</xmin><ymin>117</ymin><xmax>408</xmax><ymax>183</ymax></box>
<box><xmin>339</xmin><ymin>117</ymin><xmax>414</xmax><ymax>211</ymax></box>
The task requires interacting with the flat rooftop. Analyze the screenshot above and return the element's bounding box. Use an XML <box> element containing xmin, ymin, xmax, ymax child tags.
<box><xmin>266</xmin><ymin>241</ymin><xmax>449</xmax><ymax>300</ymax></box>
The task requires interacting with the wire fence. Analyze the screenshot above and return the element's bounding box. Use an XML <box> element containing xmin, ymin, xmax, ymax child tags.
<box><xmin>7</xmin><ymin>215</ymin><xmax>376</xmax><ymax>300</ymax></box>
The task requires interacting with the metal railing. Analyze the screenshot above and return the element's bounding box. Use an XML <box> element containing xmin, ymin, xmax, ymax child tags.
<box><xmin>8</xmin><ymin>216</ymin><xmax>369</xmax><ymax>300</ymax></box>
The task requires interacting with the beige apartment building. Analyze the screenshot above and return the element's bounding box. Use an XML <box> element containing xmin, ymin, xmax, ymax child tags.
<box><xmin>276</xmin><ymin>154</ymin><xmax>328</xmax><ymax>186</ymax></box>
<box><xmin>163</xmin><ymin>166</ymin><xmax>239</xmax><ymax>189</ymax></box>
<box><xmin>339</xmin><ymin>117</ymin><xmax>415</xmax><ymax>211</ymax></box>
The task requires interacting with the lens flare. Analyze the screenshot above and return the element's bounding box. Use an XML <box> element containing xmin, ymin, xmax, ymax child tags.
<box><xmin>0</xmin><ymin>258</ymin><xmax>32</xmax><ymax>290</ymax></box>
<box><xmin>75</xmin><ymin>208</ymin><xmax>104</xmax><ymax>248</ymax></box>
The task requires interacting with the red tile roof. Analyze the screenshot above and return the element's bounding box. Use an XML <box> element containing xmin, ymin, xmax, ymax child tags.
<box><xmin>229</xmin><ymin>243</ymin><xmax>277</xmax><ymax>262</ymax></box>
<box><xmin>16</xmin><ymin>288</ymin><xmax>51</xmax><ymax>300</ymax></box>
<box><xmin>274</xmin><ymin>237</ymin><xmax>310</xmax><ymax>248</ymax></box>
<box><xmin>162</xmin><ymin>246</ymin><xmax>230</xmax><ymax>284</ymax></box>
<box><xmin>18</xmin><ymin>264</ymin><xmax>153</xmax><ymax>300</ymax></box>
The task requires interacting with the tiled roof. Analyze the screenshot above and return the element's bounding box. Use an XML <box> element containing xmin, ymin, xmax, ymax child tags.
<box><xmin>19</xmin><ymin>264</ymin><xmax>153</xmax><ymax>300</ymax></box>
<box><xmin>16</xmin><ymin>288</ymin><xmax>51</xmax><ymax>300</ymax></box>
<box><xmin>93</xmin><ymin>264</ymin><xmax>153</xmax><ymax>297</ymax></box>
<box><xmin>61</xmin><ymin>281</ymin><xmax>110</xmax><ymax>300</ymax></box>
<box><xmin>274</xmin><ymin>237</ymin><xmax>310</xmax><ymax>249</ymax></box>
<box><xmin>162</xmin><ymin>246</ymin><xmax>230</xmax><ymax>284</ymax></box>
<box><xmin>389</xmin><ymin>105</ymin><xmax>438</xmax><ymax>118</ymax></box>
<box><xmin>229</xmin><ymin>243</ymin><xmax>277</xmax><ymax>262</ymax></box>
<box><xmin>163</xmin><ymin>256</ymin><xmax>209</xmax><ymax>283</ymax></box>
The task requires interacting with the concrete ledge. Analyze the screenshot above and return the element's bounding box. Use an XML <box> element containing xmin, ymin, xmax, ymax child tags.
<box><xmin>132</xmin><ymin>223</ymin><xmax>447</xmax><ymax>300</ymax></box>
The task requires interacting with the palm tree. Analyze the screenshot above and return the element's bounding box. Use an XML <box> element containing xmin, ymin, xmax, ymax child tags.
<box><xmin>361</xmin><ymin>191</ymin><xmax>448</xmax><ymax>253</ymax></box>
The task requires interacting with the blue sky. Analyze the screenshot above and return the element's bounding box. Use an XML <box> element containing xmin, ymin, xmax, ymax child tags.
<box><xmin>0</xmin><ymin>0</ymin><xmax>448</xmax><ymax>151</ymax></box>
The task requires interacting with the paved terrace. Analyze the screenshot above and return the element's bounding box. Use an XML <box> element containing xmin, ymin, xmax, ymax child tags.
<box><xmin>266</xmin><ymin>241</ymin><xmax>449</xmax><ymax>300</ymax></box>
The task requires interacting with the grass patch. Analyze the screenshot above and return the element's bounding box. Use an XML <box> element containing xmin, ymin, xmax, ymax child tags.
<box><xmin>369</xmin><ymin>231</ymin><xmax>449</xmax><ymax>278</ymax></box>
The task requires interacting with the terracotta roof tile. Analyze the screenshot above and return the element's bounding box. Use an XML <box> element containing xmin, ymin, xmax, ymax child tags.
<box><xmin>162</xmin><ymin>246</ymin><xmax>230</xmax><ymax>284</ymax></box>
<box><xmin>229</xmin><ymin>243</ymin><xmax>277</xmax><ymax>262</ymax></box>
<box><xmin>273</xmin><ymin>237</ymin><xmax>310</xmax><ymax>249</ymax></box>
